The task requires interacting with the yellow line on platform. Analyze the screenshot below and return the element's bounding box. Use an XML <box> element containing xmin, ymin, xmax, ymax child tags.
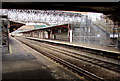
<box><xmin>19</xmin><ymin>43</ymin><xmax>30</xmax><ymax>53</ymax></box>
<box><xmin>14</xmin><ymin>38</ymin><xmax>30</xmax><ymax>54</ymax></box>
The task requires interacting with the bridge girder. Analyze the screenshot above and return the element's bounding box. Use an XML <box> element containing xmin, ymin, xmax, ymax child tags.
<box><xmin>2</xmin><ymin>2</ymin><xmax>120</xmax><ymax>25</ymax></box>
<box><xmin>7</xmin><ymin>9</ymin><xmax>83</xmax><ymax>25</ymax></box>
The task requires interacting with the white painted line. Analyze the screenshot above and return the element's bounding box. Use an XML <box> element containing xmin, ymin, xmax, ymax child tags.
<box><xmin>13</xmin><ymin>38</ymin><xmax>30</xmax><ymax>56</ymax></box>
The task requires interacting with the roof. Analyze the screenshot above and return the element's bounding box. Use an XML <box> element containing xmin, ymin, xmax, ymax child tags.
<box><xmin>20</xmin><ymin>24</ymin><xmax>68</xmax><ymax>33</ymax></box>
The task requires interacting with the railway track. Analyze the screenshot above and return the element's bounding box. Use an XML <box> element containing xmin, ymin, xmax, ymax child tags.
<box><xmin>35</xmin><ymin>46</ymin><xmax>104</xmax><ymax>81</ymax></box>
<box><xmin>27</xmin><ymin>37</ymin><xmax>120</xmax><ymax>60</ymax></box>
<box><xmin>27</xmin><ymin>38</ymin><xmax>120</xmax><ymax>73</ymax></box>
<box><xmin>15</xmin><ymin>37</ymin><xmax>120</xmax><ymax>81</ymax></box>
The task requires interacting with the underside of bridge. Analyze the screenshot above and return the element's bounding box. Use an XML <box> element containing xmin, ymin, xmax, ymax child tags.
<box><xmin>9</xmin><ymin>21</ymin><xmax>25</xmax><ymax>33</ymax></box>
<box><xmin>2</xmin><ymin>2</ymin><xmax>120</xmax><ymax>25</ymax></box>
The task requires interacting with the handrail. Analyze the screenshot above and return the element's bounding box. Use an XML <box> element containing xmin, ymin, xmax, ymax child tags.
<box><xmin>96</xmin><ymin>19</ymin><xmax>112</xmax><ymax>31</ymax></box>
<box><xmin>96</xmin><ymin>19</ymin><xmax>118</xmax><ymax>33</ymax></box>
<box><xmin>92</xmin><ymin>22</ymin><xmax>110</xmax><ymax>34</ymax></box>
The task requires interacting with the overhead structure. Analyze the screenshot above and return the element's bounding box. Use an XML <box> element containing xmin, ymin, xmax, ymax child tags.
<box><xmin>0</xmin><ymin>9</ymin><xmax>25</xmax><ymax>33</ymax></box>
<box><xmin>9</xmin><ymin>21</ymin><xmax>25</xmax><ymax>32</ymax></box>
<box><xmin>7</xmin><ymin>9</ymin><xmax>83</xmax><ymax>25</ymax></box>
<box><xmin>2</xmin><ymin>2</ymin><xmax>120</xmax><ymax>25</ymax></box>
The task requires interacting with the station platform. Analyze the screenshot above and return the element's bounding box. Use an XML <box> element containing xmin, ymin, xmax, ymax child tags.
<box><xmin>2</xmin><ymin>37</ymin><xmax>85</xmax><ymax>80</ymax></box>
<box><xmin>26</xmin><ymin>37</ymin><xmax>120</xmax><ymax>55</ymax></box>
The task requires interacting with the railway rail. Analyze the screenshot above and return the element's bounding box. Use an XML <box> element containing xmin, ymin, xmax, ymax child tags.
<box><xmin>26</xmin><ymin>37</ymin><xmax>120</xmax><ymax>73</ymax></box>
<box><xmin>15</xmin><ymin>37</ymin><xmax>120</xmax><ymax>81</ymax></box>
<box><xmin>26</xmin><ymin>37</ymin><xmax>120</xmax><ymax>60</ymax></box>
